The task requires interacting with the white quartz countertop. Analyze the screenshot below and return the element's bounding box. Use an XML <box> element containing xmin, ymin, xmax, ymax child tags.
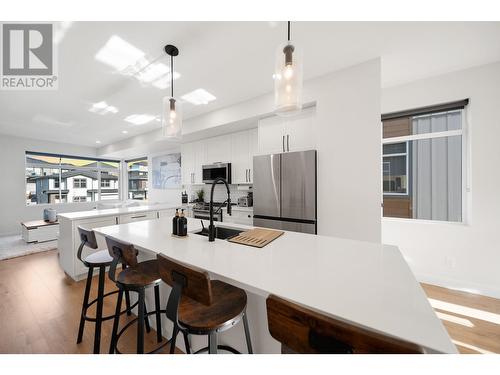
<box><xmin>57</xmin><ymin>203</ymin><xmax>178</xmax><ymax>221</ymax></box>
<box><xmin>94</xmin><ymin>217</ymin><xmax>456</xmax><ymax>353</ymax></box>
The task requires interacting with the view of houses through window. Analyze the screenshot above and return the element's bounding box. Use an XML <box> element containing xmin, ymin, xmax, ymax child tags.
<box><xmin>25</xmin><ymin>152</ymin><xmax>121</xmax><ymax>205</ymax></box>
<box><xmin>127</xmin><ymin>158</ymin><xmax>148</xmax><ymax>200</ymax></box>
<box><xmin>382</xmin><ymin>109</ymin><xmax>464</xmax><ymax>222</ymax></box>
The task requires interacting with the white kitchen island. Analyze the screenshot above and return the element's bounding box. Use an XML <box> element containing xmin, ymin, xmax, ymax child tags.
<box><xmin>58</xmin><ymin>204</ymin><xmax>179</xmax><ymax>280</ymax></box>
<box><xmin>93</xmin><ymin>217</ymin><xmax>457</xmax><ymax>354</ymax></box>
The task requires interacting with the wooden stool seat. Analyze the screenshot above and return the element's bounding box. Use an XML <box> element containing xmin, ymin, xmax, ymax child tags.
<box><xmin>116</xmin><ymin>259</ymin><xmax>161</xmax><ymax>289</ymax></box>
<box><xmin>157</xmin><ymin>253</ymin><xmax>253</xmax><ymax>354</ymax></box>
<box><xmin>84</xmin><ymin>249</ymin><xmax>113</xmax><ymax>265</ymax></box>
<box><xmin>179</xmin><ymin>280</ymin><xmax>247</xmax><ymax>334</ymax></box>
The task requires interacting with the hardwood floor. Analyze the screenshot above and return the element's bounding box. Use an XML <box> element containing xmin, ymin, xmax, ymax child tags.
<box><xmin>0</xmin><ymin>249</ymin><xmax>178</xmax><ymax>354</ymax></box>
<box><xmin>421</xmin><ymin>283</ymin><xmax>500</xmax><ymax>354</ymax></box>
<box><xmin>0</xmin><ymin>249</ymin><xmax>499</xmax><ymax>354</ymax></box>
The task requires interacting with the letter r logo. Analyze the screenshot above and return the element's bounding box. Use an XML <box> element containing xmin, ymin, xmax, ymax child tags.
<box><xmin>2</xmin><ymin>24</ymin><xmax>53</xmax><ymax>75</ymax></box>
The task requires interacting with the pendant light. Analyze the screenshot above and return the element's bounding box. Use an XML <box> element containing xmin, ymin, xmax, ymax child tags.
<box><xmin>274</xmin><ymin>21</ymin><xmax>303</xmax><ymax>117</ymax></box>
<box><xmin>162</xmin><ymin>44</ymin><xmax>182</xmax><ymax>139</ymax></box>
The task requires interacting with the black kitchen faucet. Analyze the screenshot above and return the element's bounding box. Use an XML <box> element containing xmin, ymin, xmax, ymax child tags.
<box><xmin>208</xmin><ymin>177</ymin><xmax>232</xmax><ymax>242</ymax></box>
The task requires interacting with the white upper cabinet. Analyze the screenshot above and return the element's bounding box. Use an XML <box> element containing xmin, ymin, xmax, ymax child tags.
<box><xmin>205</xmin><ymin>134</ymin><xmax>231</xmax><ymax>164</ymax></box>
<box><xmin>231</xmin><ymin>128</ymin><xmax>258</xmax><ymax>184</ymax></box>
<box><xmin>181</xmin><ymin>142</ymin><xmax>195</xmax><ymax>185</ymax></box>
<box><xmin>193</xmin><ymin>140</ymin><xmax>206</xmax><ymax>184</ymax></box>
<box><xmin>258</xmin><ymin>106</ymin><xmax>316</xmax><ymax>155</ymax></box>
<box><xmin>258</xmin><ymin>115</ymin><xmax>286</xmax><ymax>155</ymax></box>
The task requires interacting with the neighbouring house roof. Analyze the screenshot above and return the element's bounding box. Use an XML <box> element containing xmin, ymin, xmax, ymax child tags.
<box><xmin>28</xmin><ymin>170</ymin><xmax>118</xmax><ymax>182</ymax></box>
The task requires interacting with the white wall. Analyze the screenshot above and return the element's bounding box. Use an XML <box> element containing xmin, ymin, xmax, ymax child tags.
<box><xmin>382</xmin><ymin>61</ymin><xmax>500</xmax><ymax>298</ymax></box>
<box><xmin>0</xmin><ymin>134</ymin><xmax>98</xmax><ymax>236</ymax></box>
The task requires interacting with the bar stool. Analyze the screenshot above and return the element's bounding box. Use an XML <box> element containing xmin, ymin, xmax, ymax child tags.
<box><xmin>76</xmin><ymin>227</ymin><xmax>136</xmax><ymax>354</ymax></box>
<box><xmin>106</xmin><ymin>236</ymin><xmax>168</xmax><ymax>354</ymax></box>
<box><xmin>157</xmin><ymin>253</ymin><xmax>253</xmax><ymax>354</ymax></box>
<box><xmin>266</xmin><ymin>294</ymin><xmax>426</xmax><ymax>354</ymax></box>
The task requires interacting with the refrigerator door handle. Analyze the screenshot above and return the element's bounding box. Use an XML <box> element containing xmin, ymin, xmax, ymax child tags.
<box><xmin>246</xmin><ymin>169</ymin><xmax>248</xmax><ymax>182</ymax></box>
<box><xmin>282</xmin><ymin>135</ymin><xmax>285</xmax><ymax>152</ymax></box>
<box><xmin>249</xmin><ymin>168</ymin><xmax>251</xmax><ymax>182</ymax></box>
<box><xmin>287</xmin><ymin>134</ymin><xmax>290</xmax><ymax>152</ymax></box>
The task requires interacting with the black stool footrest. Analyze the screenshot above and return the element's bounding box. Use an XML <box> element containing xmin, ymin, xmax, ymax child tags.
<box><xmin>113</xmin><ymin>309</ymin><xmax>168</xmax><ymax>354</ymax></box>
<box><xmin>194</xmin><ymin>345</ymin><xmax>241</xmax><ymax>354</ymax></box>
<box><xmin>82</xmin><ymin>289</ymin><xmax>138</xmax><ymax>322</ymax></box>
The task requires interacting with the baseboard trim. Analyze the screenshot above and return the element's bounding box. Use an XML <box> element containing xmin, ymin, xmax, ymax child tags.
<box><xmin>415</xmin><ymin>272</ymin><xmax>500</xmax><ymax>300</ymax></box>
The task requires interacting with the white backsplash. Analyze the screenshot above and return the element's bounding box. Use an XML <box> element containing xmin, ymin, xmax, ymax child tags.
<box><xmin>185</xmin><ymin>184</ymin><xmax>252</xmax><ymax>204</ymax></box>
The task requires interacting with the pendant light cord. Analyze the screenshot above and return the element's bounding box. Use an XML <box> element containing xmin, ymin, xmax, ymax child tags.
<box><xmin>287</xmin><ymin>21</ymin><xmax>291</xmax><ymax>41</ymax></box>
<box><xmin>170</xmin><ymin>55</ymin><xmax>174</xmax><ymax>98</ymax></box>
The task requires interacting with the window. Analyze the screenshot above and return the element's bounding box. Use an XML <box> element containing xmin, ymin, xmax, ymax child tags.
<box><xmin>101</xmin><ymin>180</ymin><xmax>110</xmax><ymax>188</ymax></box>
<box><xmin>126</xmin><ymin>158</ymin><xmax>148</xmax><ymax>200</ymax></box>
<box><xmin>25</xmin><ymin>152</ymin><xmax>121</xmax><ymax>205</ymax></box>
<box><xmin>382</xmin><ymin>101</ymin><xmax>466</xmax><ymax>222</ymax></box>
<box><xmin>73</xmin><ymin>178</ymin><xmax>87</xmax><ymax>188</ymax></box>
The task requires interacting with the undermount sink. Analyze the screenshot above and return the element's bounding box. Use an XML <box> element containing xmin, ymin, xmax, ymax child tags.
<box><xmin>193</xmin><ymin>226</ymin><xmax>243</xmax><ymax>240</ymax></box>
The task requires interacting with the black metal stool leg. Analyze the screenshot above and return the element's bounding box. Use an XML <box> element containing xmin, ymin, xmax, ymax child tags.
<box><xmin>122</xmin><ymin>263</ymin><xmax>132</xmax><ymax>316</ymax></box>
<box><xmin>208</xmin><ymin>332</ymin><xmax>218</xmax><ymax>354</ymax></box>
<box><xmin>109</xmin><ymin>289</ymin><xmax>123</xmax><ymax>354</ymax></box>
<box><xmin>93</xmin><ymin>266</ymin><xmax>106</xmax><ymax>354</ymax></box>
<box><xmin>143</xmin><ymin>301</ymin><xmax>151</xmax><ymax>333</ymax></box>
<box><xmin>170</xmin><ymin>326</ymin><xmax>179</xmax><ymax>354</ymax></box>
<box><xmin>154</xmin><ymin>285</ymin><xmax>162</xmax><ymax>343</ymax></box>
<box><xmin>137</xmin><ymin>288</ymin><xmax>145</xmax><ymax>354</ymax></box>
<box><xmin>242</xmin><ymin>311</ymin><xmax>253</xmax><ymax>354</ymax></box>
<box><xmin>77</xmin><ymin>266</ymin><xmax>93</xmax><ymax>344</ymax></box>
<box><xmin>183</xmin><ymin>331</ymin><xmax>191</xmax><ymax>354</ymax></box>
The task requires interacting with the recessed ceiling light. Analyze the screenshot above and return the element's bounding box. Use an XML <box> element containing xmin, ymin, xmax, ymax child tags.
<box><xmin>95</xmin><ymin>140</ymin><xmax>101</xmax><ymax>144</ymax></box>
<box><xmin>181</xmin><ymin>88</ymin><xmax>216</xmax><ymax>105</ymax></box>
<box><xmin>89</xmin><ymin>101</ymin><xmax>119</xmax><ymax>115</ymax></box>
<box><xmin>122</xmin><ymin>130</ymin><xmax>128</xmax><ymax>134</ymax></box>
<box><xmin>95</xmin><ymin>35</ymin><xmax>145</xmax><ymax>72</ymax></box>
<box><xmin>137</xmin><ymin>62</ymin><xmax>170</xmax><ymax>83</ymax></box>
<box><xmin>124</xmin><ymin>114</ymin><xmax>156</xmax><ymax>125</ymax></box>
<box><xmin>152</xmin><ymin>72</ymin><xmax>181</xmax><ymax>89</ymax></box>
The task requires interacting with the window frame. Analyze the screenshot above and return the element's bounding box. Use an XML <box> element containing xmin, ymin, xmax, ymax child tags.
<box><xmin>382</xmin><ymin>141</ymin><xmax>409</xmax><ymax>197</ymax></box>
<box><xmin>125</xmin><ymin>157</ymin><xmax>148</xmax><ymax>201</ymax></box>
<box><xmin>381</xmin><ymin>109</ymin><xmax>468</xmax><ymax>224</ymax></box>
<box><xmin>24</xmin><ymin>152</ymin><xmax>121</xmax><ymax>206</ymax></box>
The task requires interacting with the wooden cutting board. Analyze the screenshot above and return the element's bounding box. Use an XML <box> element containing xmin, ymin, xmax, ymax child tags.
<box><xmin>229</xmin><ymin>228</ymin><xmax>284</xmax><ymax>248</ymax></box>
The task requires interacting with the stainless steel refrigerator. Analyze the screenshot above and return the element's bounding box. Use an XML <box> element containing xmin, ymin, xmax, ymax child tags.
<box><xmin>253</xmin><ymin>150</ymin><xmax>317</xmax><ymax>234</ymax></box>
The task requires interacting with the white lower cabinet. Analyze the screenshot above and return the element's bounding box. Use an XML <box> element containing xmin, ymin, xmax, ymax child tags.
<box><xmin>119</xmin><ymin>211</ymin><xmax>157</xmax><ymax>224</ymax></box>
<box><xmin>223</xmin><ymin>209</ymin><xmax>253</xmax><ymax>226</ymax></box>
<box><xmin>71</xmin><ymin>216</ymin><xmax>118</xmax><ymax>277</ymax></box>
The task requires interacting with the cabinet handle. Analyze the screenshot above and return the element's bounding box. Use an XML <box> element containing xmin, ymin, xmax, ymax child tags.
<box><xmin>131</xmin><ymin>215</ymin><xmax>147</xmax><ymax>219</ymax></box>
<box><xmin>249</xmin><ymin>168</ymin><xmax>251</xmax><ymax>182</ymax></box>
<box><xmin>282</xmin><ymin>135</ymin><xmax>285</xmax><ymax>152</ymax></box>
<box><xmin>287</xmin><ymin>134</ymin><xmax>290</xmax><ymax>151</ymax></box>
<box><xmin>246</xmin><ymin>169</ymin><xmax>249</xmax><ymax>182</ymax></box>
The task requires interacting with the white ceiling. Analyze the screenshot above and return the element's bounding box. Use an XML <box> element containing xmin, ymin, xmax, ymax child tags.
<box><xmin>1</xmin><ymin>21</ymin><xmax>500</xmax><ymax>148</ymax></box>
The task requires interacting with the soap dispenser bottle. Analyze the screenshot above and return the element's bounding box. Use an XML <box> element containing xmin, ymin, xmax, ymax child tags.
<box><xmin>172</xmin><ymin>209</ymin><xmax>179</xmax><ymax>236</ymax></box>
<box><xmin>177</xmin><ymin>209</ymin><xmax>187</xmax><ymax>236</ymax></box>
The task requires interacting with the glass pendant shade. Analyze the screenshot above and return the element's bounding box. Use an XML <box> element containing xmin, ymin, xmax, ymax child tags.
<box><xmin>274</xmin><ymin>40</ymin><xmax>303</xmax><ymax>117</ymax></box>
<box><xmin>162</xmin><ymin>96</ymin><xmax>182</xmax><ymax>139</ymax></box>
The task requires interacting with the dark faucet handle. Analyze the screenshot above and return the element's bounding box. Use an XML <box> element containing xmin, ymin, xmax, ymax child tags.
<box><xmin>227</xmin><ymin>199</ymin><xmax>232</xmax><ymax>215</ymax></box>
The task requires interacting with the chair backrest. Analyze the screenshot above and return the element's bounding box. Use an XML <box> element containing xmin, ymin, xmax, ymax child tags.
<box><xmin>266</xmin><ymin>295</ymin><xmax>426</xmax><ymax>354</ymax></box>
<box><xmin>105</xmin><ymin>236</ymin><xmax>138</xmax><ymax>282</ymax></box>
<box><xmin>78</xmin><ymin>227</ymin><xmax>98</xmax><ymax>249</ymax></box>
<box><xmin>157</xmin><ymin>253</ymin><xmax>213</xmax><ymax>306</ymax></box>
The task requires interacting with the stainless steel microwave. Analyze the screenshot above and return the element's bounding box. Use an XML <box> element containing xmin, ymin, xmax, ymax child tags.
<box><xmin>202</xmin><ymin>162</ymin><xmax>231</xmax><ymax>184</ymax></box>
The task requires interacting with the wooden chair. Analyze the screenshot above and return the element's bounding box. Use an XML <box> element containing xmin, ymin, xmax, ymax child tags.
<box><xmin>76</xmin><ymin>227</ymin><xmax>133</xmax><ymax>354</ymax></box>
<box><xmin>157</xmin><ymin>253</ymin><xmax>253</xmax><ymax>354</ymax></box>
<box><xmin>106</xmin><ymin>236</ymin><xmax>167</xmax><ymax>354</ymax></box>
<box><xmin>266</xmin><ymin>295</ymin><xmax>426</xmax><ymax>354</ymax></box>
